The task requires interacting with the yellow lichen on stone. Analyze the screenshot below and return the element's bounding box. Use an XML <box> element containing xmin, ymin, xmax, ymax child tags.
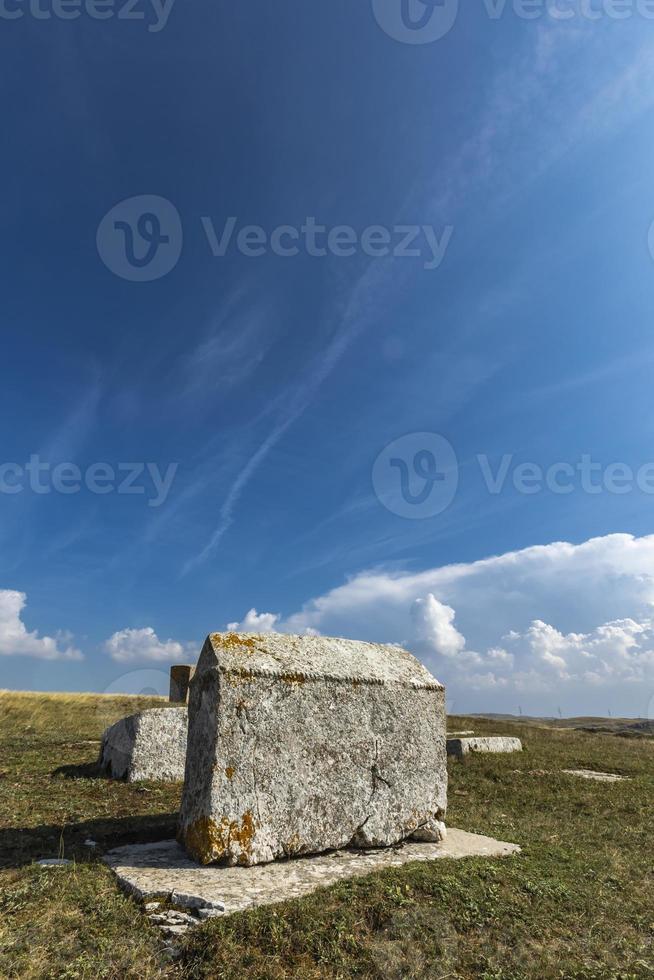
<box><xmin>183</xmin><ymin>816</ymin><xmax>229</xmax><ymax>865</ymax></box>
<box><xmin>283</xmin><ymin>832</ymin><xmax>302</xmax><ymax>856</ymax></box>
<box><xmin>183</xmin><ymin>811</ymin><xmax>257</xmax><ymax>865</ymax></box>
<box><xmin>225</xmin><ymin>766</ymin><xmax>235</xmax><ymax>780</ymax></box>
<box><xmin>210</xmin><ymin>632</ymin><xmax>257</xmax><ymax>652</ymax></box>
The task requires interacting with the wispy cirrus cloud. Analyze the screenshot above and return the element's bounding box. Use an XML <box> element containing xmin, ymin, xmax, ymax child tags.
<box><xmin>182</xmin><ymin>256</ymin><xmax>396</xmax><ymax>573</ymax></box>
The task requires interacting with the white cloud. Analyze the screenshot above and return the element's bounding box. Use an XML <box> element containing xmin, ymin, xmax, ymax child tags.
<box><xmin>227</xmin><ymin>608</ymin><xmax>280</xmax><ymax>633</ymax></box>
<box><xmin>277</xmin><ymin>533</ymin><xmax>654</xmax><ymax>715</ymax></box>
<box><xmin>0</xmin><ymin>590</ymin><xmax>82</xmax><ymax>661</ymax></box>
<box><xmin>226</xmin><ymin>608</ymin><xmax>321</xmax><ymax>636</ymax></box>
<box><xmin>411</xmin><ymin>595</ymin><xmax>466</xmax><ymax>659</ymax></box>
<box><xmin>104</xmin><ymin>627</ymin><xmax>194</xmax><ymax>664</ymax></box>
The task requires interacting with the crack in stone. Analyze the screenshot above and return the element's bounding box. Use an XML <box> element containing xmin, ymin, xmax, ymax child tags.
<box><xmin>251</xmin><ymin>736</ymin><xmax>262</xmax><ymax>826</ymax></box>
<box><xmin>370</xmin><ymin>738</ymin><xmax>392</xmax><ymax>793</ymax></box>
<box><xmin>351</xmin><ymin>739</ymin><xmax>394</xmax><ymax>846</ymax></box>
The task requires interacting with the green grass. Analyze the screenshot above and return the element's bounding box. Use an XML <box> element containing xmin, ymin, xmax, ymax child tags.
<box><xmin>0</xmin><ymin>691</ymin><xmax>653</xmax><ymax>978</ymax></box>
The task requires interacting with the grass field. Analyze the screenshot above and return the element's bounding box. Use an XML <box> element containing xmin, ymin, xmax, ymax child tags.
<box><xmin>0</xmin><ymin>690</ymin><xmax>652</xmax><ymax>979</ymax></box>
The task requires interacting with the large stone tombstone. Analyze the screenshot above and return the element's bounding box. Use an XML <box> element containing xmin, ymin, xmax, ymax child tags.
<box><xmin>178</xmin><ymin>633</ymin><xmax>447</xmax><ymax>866</ymax></box>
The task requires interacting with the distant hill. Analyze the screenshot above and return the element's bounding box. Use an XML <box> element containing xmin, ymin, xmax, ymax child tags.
<box><xmin>467</xmin><ymin>713</ymin><xmax>654</xmax><ymax>738</ymax></box>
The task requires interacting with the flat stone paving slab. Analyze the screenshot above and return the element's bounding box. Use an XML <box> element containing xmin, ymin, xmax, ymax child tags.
<box><xmin>562</xmin><ymin>769</ymin><xmax>629</xmax><ymax>783</ymax></box>
<box><xmin>103</xmin><ymin>829</ymin><xmax>521</xmax><ymax>916</ymax></box>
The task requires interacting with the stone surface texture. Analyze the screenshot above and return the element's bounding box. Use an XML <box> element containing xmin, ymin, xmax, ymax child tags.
<box><xmin>99</xmin><ymin>707</ymin><xmax>187</xmax><ymax>782</ymax></box>
<box><xmin>447</xmin><ymin>736</ymin><xmax>523</xmax><ymax>758</ymax></box>
<box><xmin>169</xmin><ymin>665</ymin><xmax>195</xmax><ymax>703</ymax></box>
<box><xmin>104</xmin><ymin>830</ymin><xmax>520</xmax><ymax>916</ymax></box>
<box><xmin>178</xmin><ymin>632</ymin><xmax>448</xmax><ymax>866</ymax></box>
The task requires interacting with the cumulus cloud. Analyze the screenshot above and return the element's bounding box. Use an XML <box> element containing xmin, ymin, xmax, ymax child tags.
<box><xmin>501</xmin><ymin>618</ymin><xmax>654</xmax><ymax>688</ymax></box>
<box><xmin>277</xmin><ymin>534</ymin><xmax>654</xmax><ymax>715</ymax></box>
<box><xmin>411</xmin><ymin>595</ymin><xmax>466</xmax><ymax>659</ymax></box>
<box><xmin>104</xmin><ymin>627</ymin><xmax>194</xmax><ymax>663</ymax></box>
<box><xmin>227</xmin><ymin>608</ymin><xmax>280</xmax><ymax>632</ymax></box>
<box><xmin>0</xmin><ymin>590</ymin><xmax>82</xmax><ymax>661</ymax></box>
<box><xmin>227</xmin><ymin>607</ymin><xmax>321</xmax><ymax>636</ymax></box>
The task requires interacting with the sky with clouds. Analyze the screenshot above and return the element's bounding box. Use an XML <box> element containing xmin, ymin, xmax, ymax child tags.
<box><xmin>3</xmin><ymin>3</ymin><xmax>654</xmax><ymax>715</ymax></box>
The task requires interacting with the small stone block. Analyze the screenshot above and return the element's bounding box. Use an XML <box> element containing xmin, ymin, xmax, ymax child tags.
<box><xmin>99</xmin><ymin>707</ymin><xmax>188</xmax><ymax>782</ymax></box>
<box><xmin>562</xmin><ymin>769</ymin><xmax>628</xmax><ymax>783</ymax></box>
<box><xmin>170</xmin><ymin>665</ymin><xmax>196</xmax><ymax>704</ymax></box>
<box><xmin>447</xmin><ymin>737</ymin><xmax>523</xmax><ymax>758</ymax></box>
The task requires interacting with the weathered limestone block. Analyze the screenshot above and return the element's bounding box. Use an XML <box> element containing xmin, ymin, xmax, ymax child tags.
<box><xmin>100</xmin><ymin>707</ymin><xmax>188</xmax><ymax>781</ymax></box>
<box><xmin>178</xmin><ymin>633</ymin><xmax>447</xmax><ymax>866</ymax></box>
<box><xmin>447</xmin><ymin>736</ymin><xmax>522</xmax><ymax>758</ymax></box>
<box><xmin>170</xmin><ymin>665</ymin><xmax>196</xmax><ymax>703</ymax></box>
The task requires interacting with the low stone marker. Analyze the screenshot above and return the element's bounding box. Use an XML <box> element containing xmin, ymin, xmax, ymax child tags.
<box><xmin>100</xmin><ymin>707</ymin><xmax>187</xmax><ymax>782</ymax></box>
<box><xmin>562</xmin><ymin>769</ymin><xmax>629</xmax><ymax>783</ymax></box>
<box><xmin>169</xmin><ymin>665</ymin><xmax>195</xmax><ymax>703</ymax></box>
<box><xmin>447</xmin><ymin>736</ymin><xmax>522</xmax><ymax>758</ymax></box>
<box><xmin>178</xmin><ymin>632</ymin><xmax>448</xmax><ymax>866</ymax></box>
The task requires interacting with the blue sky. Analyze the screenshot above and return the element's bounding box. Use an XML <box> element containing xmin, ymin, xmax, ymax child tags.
<box><xmin>3</xmin><ymin>2</ymin><xmax>654</xmax><ymax>715</ymax></box>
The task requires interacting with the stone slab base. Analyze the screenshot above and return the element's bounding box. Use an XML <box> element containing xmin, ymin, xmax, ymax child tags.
<box><xmin>447</xmin><ymin>737</ymin><xmax>522</xmax><ymax>758</ymax></box>
<box><xmin>103</xmin><ymin>829</ymin><xmax>521</xmax><ymax>917</ymax></box>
